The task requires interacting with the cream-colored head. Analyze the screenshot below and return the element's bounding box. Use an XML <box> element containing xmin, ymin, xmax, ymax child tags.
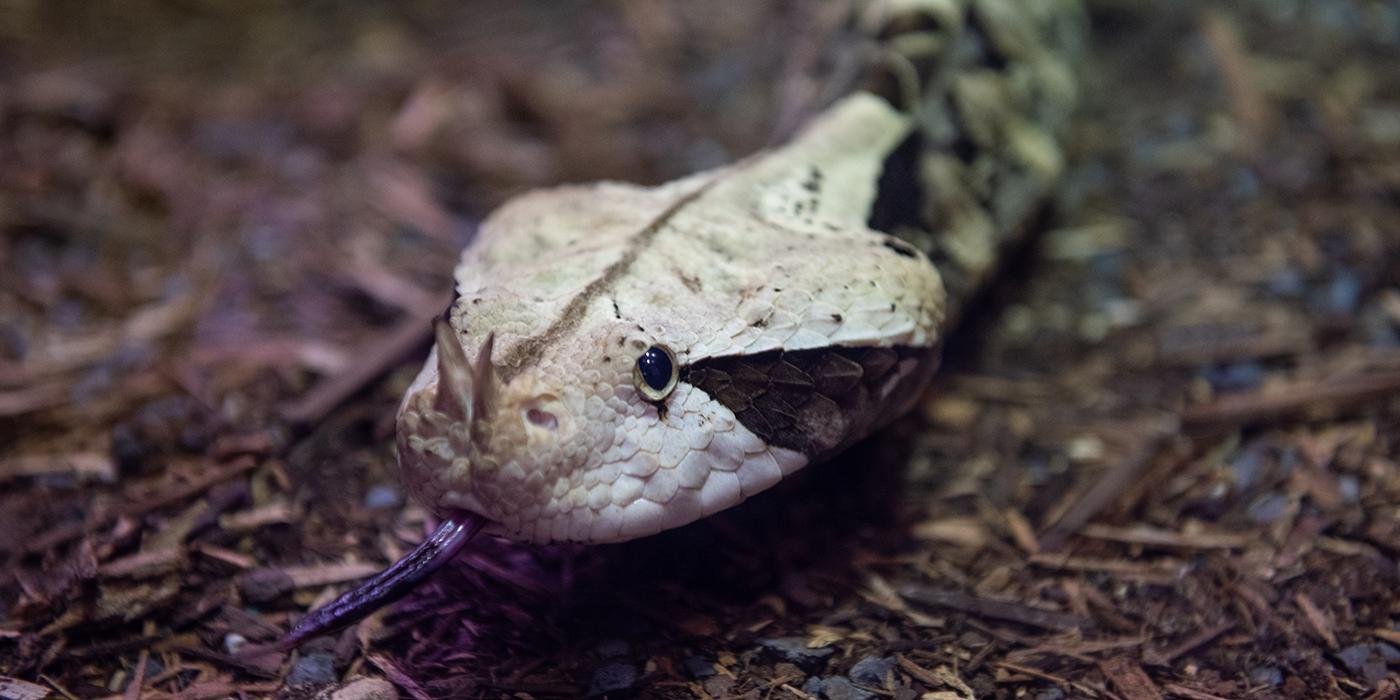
<box><xmin>395</xmin><ymin>95</ymin><xmax>945</xmax><ymax>544</ymax></box>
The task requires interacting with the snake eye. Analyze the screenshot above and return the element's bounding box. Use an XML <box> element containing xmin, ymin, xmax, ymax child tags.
<box><xmin>633</xmin><ymin>344</ymin><xmax>678</xmax><ymax>401</ymax></box>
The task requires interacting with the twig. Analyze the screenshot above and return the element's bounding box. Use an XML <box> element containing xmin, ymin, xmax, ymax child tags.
<box><xmin>1162</xmin><ymin>684</ymin><xmax>1231</xmax><ymax>700</ymax></box>
<box><xmin>279</xmin><ymin>297</ymin><xmax>448</xmax><ymax>426</ymax></box>
<box><xmin>899</xmin><ymin>586</ymin><xmax>1089</xmax><ymax>632</ymax></box>
<box><xmin>1294</xmin><ymin>593</ymin><xmax>1338</xmax><ymax>650</ymax></box>
<box><xmin>1182</xmin><ymin>370</ymin><xmax>1400</xmax><ymax>430</ymax></box>
<box><xmin>1098</xmin><ymin>657</ymin><xmax>1163</xmax><ymax>700</ymax></box>
<box><xmin>1143</xmin><ymin>620</ymin><xmax>1234</xmax><ymax>666</ymax></box>
<box><xmin>25</xmin><ymin>456</ymin><xmax>258</xmax><ymax>553</ymax></box>
<box><xmin>1040</xmin><ymin>427</ymin><xmax>1178</xmax><ymax>551</ymax></box>
<box><xmin>1199</xmin><ymin>10</ymin><xmax>1271</xmax><ymax>157</ymax></box>
<box><xmin>1078</xmin><ymin>524</ymin><xmax>1251</xmax><ymax>550</ymax></box>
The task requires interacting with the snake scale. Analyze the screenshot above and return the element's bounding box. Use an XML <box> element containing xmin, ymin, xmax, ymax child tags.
<box><xmin>283</xmin><ymin>0</ymin><xmax>1085</xmax><ymax>647</ymax></box>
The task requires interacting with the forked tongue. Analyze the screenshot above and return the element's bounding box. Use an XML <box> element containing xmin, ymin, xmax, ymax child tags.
<box><xmin>273</xmin><ymin>512</ymin><xmax>487</xmax><ymax>650</ymax></box>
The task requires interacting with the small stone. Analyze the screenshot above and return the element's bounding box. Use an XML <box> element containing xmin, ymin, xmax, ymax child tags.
<box><xmin>1266</xmin><ymin>267</ymin><xmax>1305</xmax><ymax>297</ymax></box>
<box><xmin>1324</xmin><ymin>271</ymin><xmax>1362</xmax><ymax>314</ymax></box>
<box><xmin>1336</xmin><ymin>643</ymin><xmax>1390</xmax><ymax>683</ymax></box>
<box><xmin>818</xmin><ymin>676</ymin><xmax>874</xmax><ymax>700</ymax></box>
<box><xmin>848</xmin><ymin>655</ymin><xmax>896</xmax><ymax>685</ymax></box>
<box><xmin>287</xmin><ymin>651</ymin><xmax>337</xmax><ymax>686</ymax></box>
<box><xmin>1229</xmin><ymin>443</ymin><xmax>1268</xmax><ymax>489</ymax></box>
<box><xmin>758</xmin><ymin>637</ymin><xmax>835</xmax><ymax>671</ymax></box>
<box><xmin>1202</xmin><ymin>362</ymin><xmax>1264</xmax><ymax>392</ymax></box>
<box><xmin>587</xmin><ymin>662</ymin><xmax>637</xmax><ymax>697</ymax></box>
<box><xmin>1033</xmin><ymin>688</ymin><xmax>1066</xmax><ymax>700</ymax></box>
<box><xmin>363</xmin><ymin>484</ymin><xmax>402</xmax><ymax>510</ymax></box>
<box><xmin>1248</xmin><ymin>666</ymin><xmax>1282</xmax><ymax>687</ymax></box>
<box><xmin>1338</xmin><ymin>475</ymin><xmax>1361</xmax><ymax>503</ymax></box>
<box><xmin>682</xmin><ymin>656</ymin><xmax>716</xmax><ymax>679</ymax></box>
<box><xmin>223</xmin><ymin>632</ymin><xmax>247</xmax><ymax>655</ymax></box>
<box><xmin>802</xmin><ymin>676</ymin><xmax>825</xmax><ymax>697</ymax></box>
<box><xmin>1246</xmin><ymin>493</ymin><xmax>1289</xmax><ymax>524</ymax></box>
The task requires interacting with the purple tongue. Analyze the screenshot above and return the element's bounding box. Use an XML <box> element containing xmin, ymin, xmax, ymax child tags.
<box><xmin>276</xmin><ymin>513</ymin><xmax>487</xmax><ymax>649</ymax></box>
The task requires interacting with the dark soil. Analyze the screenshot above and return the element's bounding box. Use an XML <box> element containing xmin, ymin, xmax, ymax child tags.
<box><xmin>2</xmin><ymin>1</ymin><xmax>1399</xmax><ymax>698</ymax></box>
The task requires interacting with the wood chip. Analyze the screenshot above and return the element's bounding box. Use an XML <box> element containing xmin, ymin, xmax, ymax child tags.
<box><xmin>1294</xmin><ymin>593</ymin><xmax>1339</xmax><ymax>649</ymax></box>
<box><xmin>1098</xmin><ymin>657</ymin><xmax>1162</xmax><ymax>700</ymax></box>
<box><xmin>0</xmin><ymin>676</ymin><xmax>52</xmax><ymax>700</ymax></box>
<box><xmin>1028</xmin><ymin>553</ymin><xmax>1185</xmax><ymax>584</ymax></box>
<box><xmin>895</xmin><ymin>655</ymin><xmax>974</xmax><ymax>699</ymax></box>
<box><xmin>279</xmin><ymin>299</ymin><xmax>447</xmax><ymax>426</ymax></box>
<box><xmin>1161</xmin><ymin>683</ymin><xmax>1231</xmax><ymax>700</ymax></box>
<box><xmin>218</xmin><ymin>502</ymin><xmax>295</xmax><ymax>533</ymax></box>
<box><xmin>1003</xmin><ymin>508</ymin><xmax>1040</xmax><ymax>555</ymax></box>
<box><xmin>121</xmin><ymin>649</ymin><xmax>148</xmax><ymax>700</ymax></box>
<box><xmin>98</xmin><ymin>548</ymin><xmax>185</xmax><ymax>579</ymax></box>
<box><xmin>0</xmin><ymin>452</ymin><xmax>115</xmax><ymax>484</ymax></box>
<box><xmin>899</xmin><ymin>586</ymin><xmax>1088</xmax><ymax>632</ymax></box>
<box><xmin>366</xmin><ymin>654</ymin><xmax>433</xmax><ymax>700</ymax></box>
<box><xmin>1078</xmin><ymin>524</ymin><xmax>1251</xmax><ymax>550</ymax></box>
<box><xmin>1143</xmin><ymin>620</ymin><xmax>1234</xmax><ymax>666</ymax></box>
<box><xmin>1040</xmin><ymin>426</ymin><xmax>1176</xmax><ymax>551</ymax></box>
<box><xmin>1182</xmin><ymin>370</ymin><xmax>1400</xmax><ymax>430</ymax></box>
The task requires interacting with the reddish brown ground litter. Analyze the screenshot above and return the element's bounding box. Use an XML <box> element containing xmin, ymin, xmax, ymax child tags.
<box><xmin>3</xmin><ymin>1</ymin><xmax>1400</xmax><ymax>698</ymax></box>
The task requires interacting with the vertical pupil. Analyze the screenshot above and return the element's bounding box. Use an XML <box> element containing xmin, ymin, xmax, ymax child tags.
<box><xmin>638</xmin><ymin>347</ymin><xmax>672</xmax><ymax>390</ymax></box>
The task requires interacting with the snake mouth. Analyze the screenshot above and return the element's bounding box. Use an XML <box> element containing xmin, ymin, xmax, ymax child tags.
<box><xmin>274</xmin><ymin>511</ymin><xmax>490</xmax><ymax>649</ymax></box>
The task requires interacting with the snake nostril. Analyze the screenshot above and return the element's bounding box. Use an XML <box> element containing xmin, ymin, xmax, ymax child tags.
<box><xmin>525</xmin><ymin>408</ymin><xmax>558</xmax><ymax>431</ymax></box>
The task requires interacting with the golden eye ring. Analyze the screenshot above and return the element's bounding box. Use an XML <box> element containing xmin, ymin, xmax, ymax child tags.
<box><xmin>633</xmin><ymin>344</ymin><xmax>678</xmax><ymax>402</ymax></box>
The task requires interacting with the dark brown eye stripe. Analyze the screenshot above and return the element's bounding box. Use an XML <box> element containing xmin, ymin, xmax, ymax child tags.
<box><xmin>681</xmin><ymin>344</ymin><xmax>938</xmax><ymax>458</ymax></box>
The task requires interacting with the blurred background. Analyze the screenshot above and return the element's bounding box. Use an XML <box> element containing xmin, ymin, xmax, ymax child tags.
<box><xmin>2</xmin><ymin>1</ymin><xmax>1399</xmax><ymax>697</ymax></box>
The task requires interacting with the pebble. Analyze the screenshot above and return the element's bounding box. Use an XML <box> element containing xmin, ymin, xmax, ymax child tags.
<box><xmin>815</xmin><ymin>676</ymin><xmax>874</xmax><ymax>700</ymax></box>
<box><xmin>682</xmin><ymin>656</ymin><xmax>716</xmax><ymax>679</ymax></box>
<box><xmin>802</xmin><ymin>676</ymin><xmax>876</xmax><ymax>700</ymax></box>
<box><xmin>1246</xmin><ymin>493</ymin><xmax>1289</xmax><ymax>524</ymax></box>
<box><xmin>223</xmin><ymin>632</ymin><xmax>247</xmax><ymax>655</ymax></box>
<box><xmin>1202</xmin><ymin>362</ymin><xmax>1264</xmax><ymax>392</ymax></box>
<box><xmin>1323</xmin><ymin>270</ymin><xmax>1362</xmax><ymax>314</ymax></box>
<box><xmin>758</xmin><ymin>637</ymin><xmax>835</xmax><ymax>670</ymax></box>
<box><xmin>1338</xmin><ymin>475</ymin><xmax>1361</xmax><ymax>503</ymax></box>
<box><xmin>1266</xmin><ymin>267</ymin><xmax>1305</xmax><ymax>297</ymax></box>
<box><xmin>363</xmin><ymin>484</ymin><xmax>402</xmax><ymax>510</ymax></box>
<box><xmin>287</xmin><ymin>651</ymin><xmax>337</xmax><ymax>686</ymax></box>
<box><xmin>587</xmin><ymin>662</ymin><xmax>637</xmax><ymax>697</ymax></box>
<box><xmin>848</xmin><ymin>655</ymin><xmax>896</xmax><ymax>685</ymax></box>
<box><xmin>1248</xmin><ymin>666</ymin><xmax>1283</xmax><ymax>687</ymax></box>
<box><xmin>1229</xmin><ymin>442</ymin><xmax>1269</xmax><ymax>489</ymax></box>
<box><xmin>1336</xmin><ymin>643</ymin><xmax>1400</xmax><ymax>683</ymax></box>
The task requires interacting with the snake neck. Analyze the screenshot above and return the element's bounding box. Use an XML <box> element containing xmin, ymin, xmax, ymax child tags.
<box><xmin>853</xmin><ymin>0</ymin><xmax>1085</xmax><ymax>327</ymax></box>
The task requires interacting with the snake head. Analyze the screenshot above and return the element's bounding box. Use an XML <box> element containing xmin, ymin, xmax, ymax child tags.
<box><xmin>395</xmin><ymin>95</ymin><xmax>945</xmax><ymax>545</ymax></box>
<box><xmin>394</xmin><ymin>297</ymin><xmax>790</xmax><ymax>545</ymax></box>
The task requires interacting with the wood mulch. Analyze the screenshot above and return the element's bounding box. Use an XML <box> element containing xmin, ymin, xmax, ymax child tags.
<box><xmin>2</xmin><ymin>1</ymin><xmax>1399</xmax><ymax>698</ymax></box>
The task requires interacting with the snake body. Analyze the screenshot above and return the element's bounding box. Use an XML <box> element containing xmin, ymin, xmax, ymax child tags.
<box><xmin>286</xmin><ymin>0</ymin><xmax>1083</xmax><ymax>645</ymax></box>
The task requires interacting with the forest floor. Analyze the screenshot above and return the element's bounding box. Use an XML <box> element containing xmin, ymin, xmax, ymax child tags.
<box><xmin>2</xmin><ymin>1</ymin><xmax>1400</xmax><ymax>698</ymax></box>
